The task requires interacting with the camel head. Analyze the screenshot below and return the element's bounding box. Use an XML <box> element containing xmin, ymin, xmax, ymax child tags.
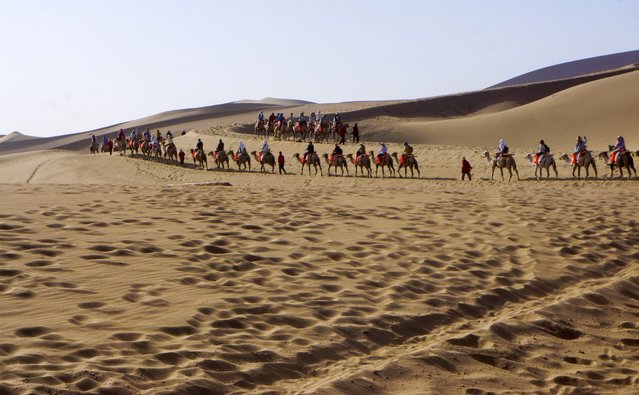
<box><xmin>208</xmin><ymin>151</ymin><xmax>214</xmax><ymax>157</ymax></box>
<box><xmin>391</xmin><ymin>152</ymin><xmax>399</xmax><ymax>159</ymax></box>
<box><xmin>293</xmin><ymin>153</ymin><xmax>301</xmax><ymax>159</ymax></box>
<box><xmin>524</xmin><ymin>153</ymin><xmax>534</xmax><ymax>163</ymax></box>
<box><xmin>598</xmin><ymin>151</ymin><xmax>609</xmax><ymax>161</ymax></box>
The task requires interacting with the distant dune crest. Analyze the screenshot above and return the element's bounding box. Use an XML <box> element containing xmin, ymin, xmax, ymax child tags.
<box><xmin>0</xmin><ymin>131</ymin><xmax>41</xmax><ymax>144</ymax></box>
<box><xmin>233</xmin><ymin>97</ymin><xmax>315</xmax><ymax>106</ymax></box>
<box><xmin>489</xmin><ymin>50</ymin><xmax>639</xmax><ymax>88</ymax></box>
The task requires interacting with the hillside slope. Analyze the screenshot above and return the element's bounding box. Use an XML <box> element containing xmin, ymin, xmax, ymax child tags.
<box><xmin>489</xmin><ymin>50</ymin><xmax>639</xmax><ymax>88</ymax></box>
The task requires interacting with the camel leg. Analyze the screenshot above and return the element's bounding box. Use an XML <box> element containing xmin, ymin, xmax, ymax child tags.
<box><xmin>553</xmin><ymin>164</ymin><xmax>558</xmax><ymax>178</ymax></box>
<box><xmin>500</xmin><ymin>167</ymin><xmax>504</xmax><ymax>181</ymax></box>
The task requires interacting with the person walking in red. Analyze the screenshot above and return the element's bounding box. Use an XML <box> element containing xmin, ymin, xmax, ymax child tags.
<box><xmin>278</xmin><ymin>151</ymin><xmax>287</xmax><ymax>174</ymax></box>
<box><xmin>351</xmin><ymin>123</ymin><xmax>360</xmax><ymax>143</ymax></box>
<box><xmin>338</xmin><ymin>124</ymin><xmax>348</xmax><ymax>144</ymax></box>
<box><xmin>461</xmin><ymin>156</ymin><xmax>473</xmax><ymax>180</ymax></box>
<box><xmin>179</xmin><ymin>149</ymin><xmax>186</xmax><ymax>167</ymax></box>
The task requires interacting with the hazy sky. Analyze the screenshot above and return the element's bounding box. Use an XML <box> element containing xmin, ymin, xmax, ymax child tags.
<box><xmin>1</xmin><ymin>0</ymin><xmax>638</xmax><ymax>137</ymax></box>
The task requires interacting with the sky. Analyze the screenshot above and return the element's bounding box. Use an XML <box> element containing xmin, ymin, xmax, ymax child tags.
<box><xmin>1</xmin><ymin>0</ymin><xmax>638</xmax><ymax>137</ymax></box>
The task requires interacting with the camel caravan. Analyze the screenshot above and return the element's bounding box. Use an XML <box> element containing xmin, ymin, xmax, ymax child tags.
<box><xmin>90</xmin><ymin>126</ymin><xmax>638</xmax><ymax>181</ymax></box>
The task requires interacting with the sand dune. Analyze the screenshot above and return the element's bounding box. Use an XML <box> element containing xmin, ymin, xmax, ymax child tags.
<box><xmin>490</xmin><ymin>49</ymin><xmax>639</xmax><ymax>88</ymax></box>
<box><xmin>0</xmin><ymin>131</ymin><xmax>41</xmax><ymax>144</ymax></box>
<box><xmin>365</xmin><ymin>69</ymin><xmax>639</xmax><ymax>149</ymax></box>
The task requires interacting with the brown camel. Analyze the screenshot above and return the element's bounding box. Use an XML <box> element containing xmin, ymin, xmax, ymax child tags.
<box><xmin>255</xmin><ymin>120</ymin><xmax>266</xmax><ymax>138</ymax></box>
<box><xmin>558</xmin><ymin>152</ymin><xmax>597</xmax><ymax>179</ymax></box>
<box><xmin>346</xmin><ymin>153</ymin><xmax>372</xmax><ymax>177</ymax></box>
<box><xmin>483</xmin><ymin>151</ymin><xmax>520</xmax><ymax>181</ymax></box>
<box><xmin>250</xmin><ymin>151</ymin><xmax>276</xmax><ymax>173</ymax></box>
<box><xmin>116</xmin><ymin>138</ymin><xmax>127</xmax><ymax>156</ymax></box>
<box><xmin>140</xmin><ymin>140</ymin><xmax>152</xmax><ymax>159</ymax></box>
<box><xmin>598</xmin><ymin>151</ymin><xmax>636</xmax><ymax>179</ymax></box>
<box><xmin>322</xmin><ymin>153</ymin><xmax>349</xmax><ymax>176</ymax></box>
<box><xmin>151</xmin><ymin>142</ymin><xmax>162</xmax><ymax>161</ymax></box>
<box><xmin>90</xmin><ymin>141</ymin><xmax>99</xmax><ymax>154</ymax></box>
<box><xmin>209</xmin><ymin>150</ymin><xmax>230</xmax><ymax>170</ymax></box>
<box><xmin>128</xmin><ymin>137</ymin><xmax>140</xmax><ymax>156</ymax></box>
<box><xmin>369</xmin><ymin>151</ymin><xmax>395</xmax><ymax>178</ymax></box>
<box><xmin>293</xmin><ymin>153</ymin><xmax>322</xmax><ymax>176</ymax></box>
<box><xmin>524</xmin><ymin>153</ymin><xmax>558</xmax><ymax>179</ymax></box>
<box><xmin>391</xmin><ymin>152</ymin><xmax>421</xmax><ymax>178</ymax></box>
<box><xmin>229</xmin><ymin>150</ymin><xmax>251</xmax><ymax>171</ymax></box>
<box><xmin>191</xmin><ymin>149</ymin><xmax>207</xmax><ymax>170</ymax></box>
<box><xmin>163</xmin><ymin>142</ymin><xmax>178</xmax><ymax>163</ymax></box>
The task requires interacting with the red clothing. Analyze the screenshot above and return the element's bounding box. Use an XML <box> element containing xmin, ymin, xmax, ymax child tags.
<box><xmin>339</xmin><ymin>126</ymin><xmax>347</xmax><ymax>137</ymax></box>
<box><xmin>278</xmin><ymin>154</ymin><xmax>285</xmax><ymax>165</ymax></box>
<box><xmin>179</xmin><ymin>151</ymin><xmax>186</xmax><ymax>160</ymax></box>
<box><xmin>461</xmin><ymin>159</ymin><xmax>472</xmax><ymax>173</ymax></box>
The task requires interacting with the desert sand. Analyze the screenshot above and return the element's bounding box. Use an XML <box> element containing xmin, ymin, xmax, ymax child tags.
<box><xmin>1</xmin><ymin>60</ymin><xmax>639</xmax><ymax>394</ymax></box>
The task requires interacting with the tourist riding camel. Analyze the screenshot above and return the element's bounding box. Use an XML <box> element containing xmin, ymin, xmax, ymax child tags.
<box><xmin>251</xmin><ymin>150</ymin><xmax>275</xmax><ymax>173</ymax></box>
<box><xmin>294</xmin><ymin>152</ymin><xmax>322</xmax><ymax>176</ymax></box>
<box><xmin>304</xmin><ymin>141</ymin><xmax>315</xmax><ymax>163</ymax></box>
<box><xmin>610</xmin><ymin>136</ymin><xmax>626</xmax><ymax>164</ymax></box>
<box><xmin>484</xmin><ymin>150</ymin><xmax>519</xmax><ymax>181</ymax></box>
<box><xmin>496</xmin><ymin>139</ymin><xmax>508</xmax><ymax>158</ymax></box>
<box><xmin>525</xmin><ymin>152</ymin><xmax>558</xmax><ymax>179</ymax></box>
<box><xmin>572</xmin><ymin>136</ymin><xmax>588</xmax><ymax>164</ymax></box>
<box><xmin>370</xmin><ymin>149</ymin><xmax>395</xmax><ymax>177</ymax></box>
<box><xmin>214</xmin><ymin>139</ymin><xmax>225</xmax><ymax>158</ymax></box>
<box><xmin>346</xmin><ymin>152</ymin><xmax>372</xmax><ymax>177</ymax></box>
<box><xmin>535</xmin><ymin>139</ymin><xmax>550</xmax><ymax>165</ymax></box>
<box><xmin>323</xmin><ymin>146</ymin><xmax>349</xmax><ymax>176</ymax></box>
<box><xmin>391</xmin><ymin>151</ymin><xmax>421</xmax><ymax>178</ymax></box>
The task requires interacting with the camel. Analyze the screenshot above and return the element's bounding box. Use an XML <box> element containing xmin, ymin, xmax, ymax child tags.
<box><xmin>274</xmin><ymin>122</ymin><xmax>288</xmax><ymax>140</ymax></box>
<box><xmin>251</xmin><ymin>151</ymin><xmax>275</xmax><ymax>173</ymax></box>
<box><xmin>151</xmin><ymin>142</ymin><xmax>162</xmax><ymax>161</ymax></box>
<box><xmin>558</xmin><ymin>152</ymin><xmax>597</xmax><ymax>179</ymax></box>
<box><xmin>293</xmin><ymin>153</ymin><xmax>323</xmax><ymax>176</ymax></box>
<box><xmin>210</xmin><ymin>150</ymin><xmax>230</xmax><ymax>170</ymax></box>
<box><xmin>322</xmin><ymin>153</ymin><xmax>349</xmax><ymax>176</ymax></box>
<box><xmin>369</xmin><ymin>151</ymin><xmax>395</xmax><ymax>178</ymax></box>
<box><xmin>598</xmin><ymin>151</ymin><xmax>636</xmax><ymax>179</ymax></box>
<box><xmin>230</xmin><ymin>150</ymin><xmax>251</xmax><ymax>171</ymax></box>
<box><xmin>163</xmin><ymin>142</ymin><xmax>177</xmax><ymax>163</ymax></box>
<box><xmin>524</xmin><ymin>153</ymin><xmax>558</xmax><ymax>179</ymax></box>
<box><xmin>314</xmin><ymin>122</ymin><xmax>330</xmax><ymax>143</ymax></box>
<box><xmin>191</xmin><ymin>149</ymin><xmax>207</xmax><ymax>170</ymax></box>
<box><xmin>266</xmin><ymin>122</ymin><xmax>275</xmax><ymax>138</ymax></box>
<box><xmin>255</xmin><ymin>120</ymin><xmax>266</xmax><ymax>138</ymax></box>
<box><xmin>391</xmin><ymin>152</ymin><xmax>421</xmax><ymax>178</ymax></box>
<box><xmin>346</xmin><ymin>153</ymin><xmax>372</xmax><ymax>177</ymax></box>
<box><xmin>140</xmin><ymin>140</ymin><xmax>152</xmax><ymax>159</ymax></box>
<box><xmin>128</xmin><ymin>137</ymin><xmax>140</xmax><ymax>156</ymax></box>
<box><xmin>116</xmin><ymin>138</ymin><xmax>126</xmax><ymax>156</ymax></box>
<box><xmin>483</xmin><ymin>151</ymin><xmax>520</xmax><ymax>181</ymax></box>
<box><xmin>295</xmin><ymin>123</ymin><xmax>310</xmax><ymax>141</ymax></box>
<box><xmin>90</xmin><ymin>141</ymin><xmax>99</xmax><ymax>154</ymax></box>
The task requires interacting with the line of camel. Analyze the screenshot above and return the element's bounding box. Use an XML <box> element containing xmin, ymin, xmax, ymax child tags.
<box><xmin>95</xmin><ymin>140</ymin><xmax>638</xmax><ymax>180</ymax></box>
